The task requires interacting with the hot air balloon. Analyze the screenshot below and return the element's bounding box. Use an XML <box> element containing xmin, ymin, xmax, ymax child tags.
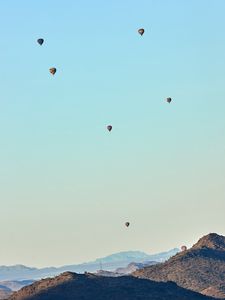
<box><xmin>166</xmin><ymin>97</ymin><xmax>172</xmax><ymax>103</ymax></box>
<box><xmin>125</xmin><ymin>222</ymin><xmax>130</xmax><ymax>227</ymax></box>
<box><xmin>107</xmin><ymin>125</ymin><xmax>112</xmax><ymax>132</ymax></box>
<box><xmin>181</xmin><ymin>245</ymin><xmax>187</xmax><ymax>251</ymax></box>
<box><xmin>49</xmin><ymin>68</ymin><xmax>57</xmax><ymax>75</ymax></box>
<box><xmin>37</xmin><ymin>38</ymin><xmax>44</xmax><ymax>45</ymax></box>
<box><xmin>138</xmin><ymin>28</ymin><xmax>145</xmax><ymax>36</ymax></box>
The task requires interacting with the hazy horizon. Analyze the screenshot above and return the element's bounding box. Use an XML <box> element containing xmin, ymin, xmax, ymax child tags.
<box><xmin>0</xmin><ymin>247</ymin><xmax>180</xmax><ymax>269</ymax></box>
<box><xmin>0</xmin><ymin>0</ymin><xmax>224</xmax><ymax>267</ymax></box>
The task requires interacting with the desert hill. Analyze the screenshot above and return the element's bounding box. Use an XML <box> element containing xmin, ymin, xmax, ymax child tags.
<box><xmin>0</xmin><ymin>287</ymin><xmax>11</xmax><ymax>300</ymax></box>
<box><xmin>134</xmin><ymin>233</ymin><xmax>225</xmax><ymax>299</ymax></box>
<box><xmin>7</xmin><ymin>271</ymin><xmax>215</xmax><ymax>300</ymax></box>
<box><xmin>0</xmin><ymin>281</ymin><xmax>34</xmax><ymax>300</ymax></box>
<box><xmin>9</xmin><ymin>272</ymin><xmax>215</xmax><ymax>300</ymax></box>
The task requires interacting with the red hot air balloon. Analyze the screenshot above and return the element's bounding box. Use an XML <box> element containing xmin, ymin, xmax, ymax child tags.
<box><xmin>107</xmin><ymin>125</ymin><xmax>112</xmax><ymax>132</ymax></box>
<box><xmin>181</xmin><ymin>245</ymin><xmax>187</xmax><ymax>251</ymax></box>
<box><xmin>138</xmin><ymin>28</ymin><xmax>145</xmax><ymax>36</ymax></box>
<box><xmin>125</xmin><ymin>222</ymin><xmax>130</xmax><ymax>227</ymax></box>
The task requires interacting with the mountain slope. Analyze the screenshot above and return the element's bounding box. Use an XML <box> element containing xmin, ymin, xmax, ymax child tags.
<box><xmin>134</xmin><ymin>233</ymin><xmax>225</xmax><ymax>299</ymax></box>
<box><xmin>8</xmin><ymin>272</ymin><xmax>215</xmax><ymax>300</ymax></box>
<box><xmin>0</xmin><ymin>286</ymin><xmax>12</xmax><ymax>300</ymax></box>
<box><xmin>0</xmin><ymin>280</ymin><xmax>35</xmax><ymax>299</ymax></box>
<box><xmin>0</xmin><ymin>290</ymin><xmax>11</xmax><ymax>300</ymax></box>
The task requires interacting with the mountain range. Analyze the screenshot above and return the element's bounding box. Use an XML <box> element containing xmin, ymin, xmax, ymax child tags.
<box><xmin>2</xmin><ymin>233</ymin><xmax>225</xmax><ymax>299</ymax></box>
<box><xmin>0</xmin><ymin>248</ymin><xmax>178</xmax><ymax>281</ymax></box>
<box><xmin>134</xmin><ymin>233</ymin><xmax>225</xmax><ymax>299</ymax></box>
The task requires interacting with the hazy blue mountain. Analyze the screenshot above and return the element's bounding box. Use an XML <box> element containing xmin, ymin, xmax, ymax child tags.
<box><xmin>0</xmin><ymin>285</ymin><xmax>11</xmax><ymax>292</ymax></box>
<box><xmin>0</xmin><ymin>280</ymin><xmax>34</xmax><ymax>291</ymax></box>
<box><xmin>0</xmin><ymin>248</ymin><xmax>179</xmax><ymax>281</ymax></box>
<box><xmin>94</xmin><ymin>251</ymin><xmax>151</xmax><ymax>263</ymax></box>
<box><xmin>95</xmin><ymin>249</ymin><xmax>179</xmax><ymax>264</ymax></box>
<box><xmin>143</xmin><ymin>248</ymin><xmax>180</xmax><ymax>262</ymax></box>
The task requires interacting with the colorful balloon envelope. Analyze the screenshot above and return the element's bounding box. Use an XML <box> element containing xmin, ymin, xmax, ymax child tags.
<box><xmin>49</xmin><ymin>68</ymin><xmax>57</xmax><ymax>75</ymax></box>
<box><xmin>181</xmin><ymin>245</ymin><xmax>187</xmax><ymax>251</ymax></box>
<box><xmin>138</xmin><ymin>28</ymin><xmax>145</xmax><ymax>36</ymax></box>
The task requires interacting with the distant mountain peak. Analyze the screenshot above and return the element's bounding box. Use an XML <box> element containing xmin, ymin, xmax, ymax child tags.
<box><xmin>0</xmin><ymin>265</ymin><xmax>36</xmax><ymax>271</ymax></box>
<box><xmin>94</xmin><ymin>251</ymin><xmax>150</xmax><ymax>263</ymax></box>
<box><xmin>94</xmin><ymin>249</ymin><xmax>179</xmax><ymax>264</ymax></box>
<box><xmin>192</xmin><ymin>233</ymin><xmax>225</xmax><ymax>251</ymax></box>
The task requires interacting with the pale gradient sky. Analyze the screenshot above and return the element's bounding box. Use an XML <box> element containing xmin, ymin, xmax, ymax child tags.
<box><xmin>0</xmin><ymin>0</ymin><xmax>225</xmax><ymax>267</ymax></box>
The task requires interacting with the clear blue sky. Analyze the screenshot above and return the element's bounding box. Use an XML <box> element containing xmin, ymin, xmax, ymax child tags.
<box><xmin>0</xmin><ymin>0</ymin><xmax>225</xmax><ymax>267</ymax></box>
